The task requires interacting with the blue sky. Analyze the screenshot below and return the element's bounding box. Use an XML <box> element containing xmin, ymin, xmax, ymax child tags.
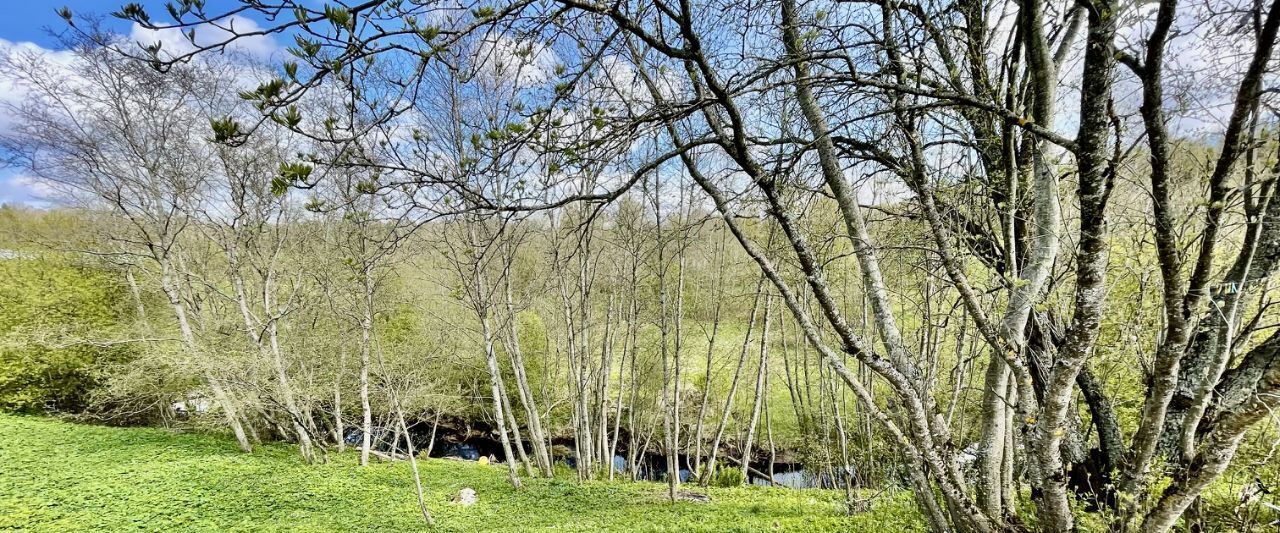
<box><xmin>0</xmin><ymin>1</ymin><xmax>264</xmax><ymax>46</ymax></box>
<box><xmin>0</xmin><ymin>3</ymin><xmax>126</xmax><ymax>48</ymax></box>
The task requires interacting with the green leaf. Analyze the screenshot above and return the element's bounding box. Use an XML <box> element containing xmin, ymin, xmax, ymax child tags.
<box><xmin>208</xmin><ymin>117</ymin><xmax>244</xmax><ymax>144</ymax></box>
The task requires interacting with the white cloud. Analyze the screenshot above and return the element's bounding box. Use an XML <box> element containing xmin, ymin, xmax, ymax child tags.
<box><xmin>128</xmin><ymin>14</ymin><xmax>280</xmax><ymax>61</ymax></box>
<box><xmin>472</xmin><ymin>36</ymin><xmax>558</xmax><ymax>88</ymax></box>
<box><xmin>0</xmin><ymin>31</ymin><xmax>279</xmax><ymax>210</ymax></box>
<box><xmin>10</xmin><ymin>174</ymin><xmax>58</xmax><ymax>199</ymax></box>
<box><xmin>0</xmin><ymin>39</ymin><xmax>78</xmax><ymax>132</ymax></box>
<box><xmin>592</xmin><ymin>55</ymin><xmax>685</xmax><ymax>105</ymax></box>
<box><xmin>0</xmin><ymin>172</ymin><xmax>62</xmax><ymax>207</ymax></box>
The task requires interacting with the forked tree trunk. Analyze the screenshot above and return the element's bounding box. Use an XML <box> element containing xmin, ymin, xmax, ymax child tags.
<box><xmin>160</xmin><ymin>263</ymin><xmax>251</xmax><ymax>453</ymax></box>
<box><xmin>472</xmin><ymin>242</ymin><xmax>524</xmax><ymax>489</ymax></box>
<box><xmin>502</xmin><ymin>241</ymin><xmax>554</xmax><ymax>476</ymax></box>
<box><xmin>703</xmin><ymin>276</ymin><xmax>764</xmax><ymax>484</ymax></box>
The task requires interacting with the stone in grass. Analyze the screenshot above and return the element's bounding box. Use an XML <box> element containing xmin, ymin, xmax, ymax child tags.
<box><xmin>453</xmin><ymin>487</ymin><xmax>479</xmax><ymax>506</ymax></box>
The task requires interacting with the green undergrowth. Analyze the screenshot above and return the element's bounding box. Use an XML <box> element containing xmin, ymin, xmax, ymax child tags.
<box><xmin>0</xmin><ymin>414</ymin><xmax>925</xmax><ymax>532</ymax></box>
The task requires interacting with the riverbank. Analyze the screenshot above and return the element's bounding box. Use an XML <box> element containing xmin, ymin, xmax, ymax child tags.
<box><xmin>0</xmin><ymin>414</ymin><xmax>925</xmax><ymax>531</ymax></box>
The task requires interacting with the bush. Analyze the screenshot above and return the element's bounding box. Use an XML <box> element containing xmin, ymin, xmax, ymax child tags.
<box><xmin>709</xmin><ymin>467</ymin><xmax>746</xmax><ymax>487</ymax></box>
<box><xmin>0</xmin><ymin>258</ymin><xmax>132</xmax><ymax>413</ymax></box>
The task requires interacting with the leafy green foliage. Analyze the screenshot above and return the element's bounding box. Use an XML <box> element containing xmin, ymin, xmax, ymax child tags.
<box><xmin>0</xmin><ymin>259</ymin><xmax>132</xmax><ymax>412</ymax></box>
<box><xmin>0</xmin><ymin>414</ymin><xmax>927</xmax><ymax>532</ymax></box>
<box><xmin>111</xmin><ymin>3</ymin><xmax>150</xmax><ymax>24</ymax></box>
<box><xmin>323</xmin><ymin>5</ymin><xmax>352</xmax><ymax>29</ymax></box>
<box><xmin>709</xmin><ymin>467</ymin><xmax>746</xmax><ymax>488</ymax></box>
<box><xmin>274</xmin><ymin>162</ymin><xmax>314</xmax><ymax>195</ymax></box>
<box><xmin>209</xmin><ymin>116</ymin><xmax>246</xmax><ymax>144</ymax></box>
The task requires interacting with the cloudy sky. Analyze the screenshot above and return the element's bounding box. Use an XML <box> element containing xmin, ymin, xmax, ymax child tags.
<box><xmin>0</xmin><ymin>4</ymin><xmax>88</xmax><ymax>206</ymax></box>
<box><xmin>0</xmin><ymin>1</ymin><xmax>1253</xmax><ymax>208</ymax></box>
<box><xmin>0</xmin><ymin>1</ymin><xmax>283</xmax><ymax>207</ymax></box>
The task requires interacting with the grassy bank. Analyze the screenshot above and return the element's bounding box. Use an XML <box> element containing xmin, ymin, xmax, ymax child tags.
<box><xmin>0</xmin><ymin>414</ymin><xmax>924</xmax><ymax>532</ymax></box>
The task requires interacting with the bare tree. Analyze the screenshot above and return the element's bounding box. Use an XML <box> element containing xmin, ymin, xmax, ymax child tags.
<box><xmin>0</xmin><ymin>40</ymin><xmax>254</xmax><ymax>452</ymax></box>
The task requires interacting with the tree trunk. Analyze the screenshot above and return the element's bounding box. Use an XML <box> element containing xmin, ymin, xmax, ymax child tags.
<box><xmin>502</xmin><ymin>257</ymin><xmax>553</xmax><ymax>476</ymax></box>
<box><xmin>360</xmin><ymin>304</ymin><xmax>373</xmax><ymax>467</ymax></box>
<box><xmin>160</xmin><ymin>262</ymin><xmax>251</xmax><ymax>453</ymax></box>
<box><xmin>740</xmin><ymin>295</ymin><xmax>772</xmax><ymax>483</ymax></box>
<box><xmin>703</xmin><ymin>276</ymin><xmax>764</xmax><ymax>483</ymax></box>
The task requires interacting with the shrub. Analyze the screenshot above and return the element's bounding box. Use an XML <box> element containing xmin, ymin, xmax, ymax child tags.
<box><xmin>710</xmin><ymin>467</ymin><xmax>745</xmax><ymax>487</ymax></box>
<box><xmin>0</xmin><ymin>258</ymin><xmax>133</xmax><ymax>413</ymax></box>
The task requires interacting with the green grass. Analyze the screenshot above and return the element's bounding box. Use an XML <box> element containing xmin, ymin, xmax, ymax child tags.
<box><xmin>0</xmin><ymin>414</ymin><xmax>925</xmax><ymax>532</ymax></box>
